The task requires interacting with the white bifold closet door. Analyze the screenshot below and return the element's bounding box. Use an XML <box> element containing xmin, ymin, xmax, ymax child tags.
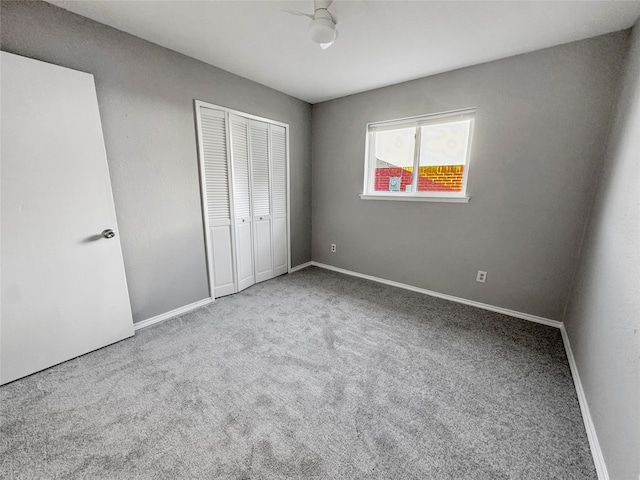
<box><xmin>196</xmin><ymin>102</ymin><xmax>288</xmax><ymax>299</ymax></box>
<box><xmin>199</xmin><ymin>107</ymin><xmax>235</xmax><ymax>297</ymax></box>
<box><xmin>229</xmin><ymin>114</ymin><xmax>255</xmax><ymax>292</ymax></box>
<box><xmin>271</xmin><ymin>124</ymin><xmax>288</xmax><ymax>277</ymax></box>
<box><xmin>249</xmin><ymin>120</ymin><xmax>273</xmax><ymax>284</ymax></box>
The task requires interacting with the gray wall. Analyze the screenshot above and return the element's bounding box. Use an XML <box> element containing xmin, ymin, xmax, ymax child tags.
<box><xmin>0</xmin><ymin>1</ymin><xmax>312</xmax><ymax>323</ymax></box>
<box><xmin>311</xmin><ymin>32</ymin><xmax>628</xmax><ymax>320</ymax></box>
<box><xmin>564</xmin><ymin>23</ymin><xmax>640</xmax><ymax>480</ymax></box>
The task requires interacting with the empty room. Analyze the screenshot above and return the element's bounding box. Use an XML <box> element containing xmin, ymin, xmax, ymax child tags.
<box><xmin>1</xmin><ymin>1</ymin><xmax>639</xmax><ymax>479</ymax></box>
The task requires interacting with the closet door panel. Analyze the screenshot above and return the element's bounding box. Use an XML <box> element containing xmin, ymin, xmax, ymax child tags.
<box><xmin>235</xmin><ymin>221</ymin><xmax>254</xmax><ymax>291</ymax></box>
<box><xmin>254</xmin><ymin>219</ymin><xmax>273</xmax><ymax>283</ymax></box>
<box><xmin>229</xmin><ymin>114</ymin><xmax>254</xmax><ymax>292</ymax></box>
<box><xmin>249</xmin><ymin>120</ymin><xmax>273</xmax><ymax>283</ymax></box>
<box><xmin>210</xmin><ymin>223</ymin><xmax>235</xmax><ymax>297</ymax></box>
<box><xmin>270</xmin><ymin>124</ymin><xmax>288</xmax><ymax>276</ymax></box>
<box><xmin>198</xmin><ymin>107</ymin><xmax>235</xmax><ymax>298</ymax></box>
<box><xmin>272</xmin><ymin>217</ymin><xmax>287</xmax><ymax>277</ymax></box>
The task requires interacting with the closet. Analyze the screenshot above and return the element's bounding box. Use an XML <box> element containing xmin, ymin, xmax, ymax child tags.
<box><xmin>195</xmin><ymin>102</ymin><xmax>289</xmax><ymax>299</ymax></box>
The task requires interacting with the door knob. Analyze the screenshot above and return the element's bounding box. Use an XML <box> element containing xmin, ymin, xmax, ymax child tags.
<box><xmin>102</xmin><ymin>229</ymin><xmax>115</xmax><ymax>239</ymax></box>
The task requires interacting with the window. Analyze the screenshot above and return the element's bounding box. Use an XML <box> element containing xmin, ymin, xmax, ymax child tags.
<box><xmin>361</xmin><ymin>108</ymin><xmax>475</xmax><ymax>202</ymax></box>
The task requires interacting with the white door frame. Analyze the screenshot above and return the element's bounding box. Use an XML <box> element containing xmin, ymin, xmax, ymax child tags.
<box><xmin>193</xmin><ymin>100</ymin><xmax>291</xmax><ymax>300</ymax></box>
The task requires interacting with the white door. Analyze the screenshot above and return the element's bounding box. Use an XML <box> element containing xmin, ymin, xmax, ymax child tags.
<box><xmin>270</xmin><ymin>124</ymin><xmax>288</xmax><ymax>277</ymax></box>
<box><xmin>229</xmin><ymin>114</ymin><xmax>255</xmax><ymax>292</ymax></box>
<box><xmin>249</xmin><ymin>120</ymin><xmax>274</xmax><ymax>284</ymax></box>
<box><xmin>198</xmin><ymin>107</ymin><xmax>236</xmax><ymax>298</ymax></box>
<box><xmin>0</xmin><ymin>52</ymin><xmax>134</xmax><ymax>385</ymax></box>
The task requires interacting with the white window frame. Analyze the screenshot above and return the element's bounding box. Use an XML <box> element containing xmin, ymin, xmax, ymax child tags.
<box><xmin>360</xmin><ymin>108</ymin><xmax>476</xmax><ymax>203</ymax></box>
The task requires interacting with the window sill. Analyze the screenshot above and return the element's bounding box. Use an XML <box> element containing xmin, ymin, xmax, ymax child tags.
<box><xmin>359</xmin><ymin>194</ymin><xmax>470</xmax><ymax>203</ymax></box>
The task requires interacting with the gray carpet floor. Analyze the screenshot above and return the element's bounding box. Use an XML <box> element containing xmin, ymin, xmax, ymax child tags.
<box><xmin>1</xmin><ymin>266</ymin><xmax>596</xmax><ymax>479</ymax></box>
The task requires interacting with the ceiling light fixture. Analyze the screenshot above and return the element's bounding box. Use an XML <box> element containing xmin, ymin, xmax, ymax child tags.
<box><xmin>309</xmin><ymin>8</ymin><xmax>337</xmax><ymax>49</ymax></box>
<box><xmin>281</xmin><ymin>0</ymin><xmax>338</xmax><ymax>50</ymax></box>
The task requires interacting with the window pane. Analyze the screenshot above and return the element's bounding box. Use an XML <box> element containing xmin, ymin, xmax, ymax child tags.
<box><xmin>374</xmin><ymin>127</ymin><xmax>415</xmax><ymax>192</ymax></box>
<box><xmin>417</xmin><ymin>120</ymin><xmax>470</xmax><ymax>192</ymax></box>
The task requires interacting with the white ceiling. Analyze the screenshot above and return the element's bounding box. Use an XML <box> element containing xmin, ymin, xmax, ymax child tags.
<box><xmin>47</xmin><ymin>0</ymin><xmax>640</xmax><ymax>104</ymax></box>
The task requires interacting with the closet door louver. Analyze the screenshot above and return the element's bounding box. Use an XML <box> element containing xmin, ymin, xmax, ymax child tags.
<box><xmin>249</xmin><ymin>120</ymin><xmax>273</xmax><ymax>283</ymax></box>
<box><xmin>198</xmin><ymin>107</ymin><xmax>235</xmax><ymax>297</ymax></box>
<box><xmin>250</xmin><ymin>121</ymin><xmax>271</xmax><ymax>218</ymax></box>
<box><xmin>229</xmin><ymin>114</ymin><xmax>254</xmax><ymax>292</ymax></box>
<box><xmin>270</xmin><ymin>125</ymin><xmax>288</xmax><ymax>276</ymax></box>
<box><xmin>200</xmin><ymin>108</ymin><xmax>230</xmax><ymax>222</ymax></box>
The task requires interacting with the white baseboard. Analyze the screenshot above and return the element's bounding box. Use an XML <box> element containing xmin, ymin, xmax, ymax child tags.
<box><xmin>289</xmin><ymin>261</ymin><xmax>312</xmax><ymax>273</ymax></box>
<box><xmin>134</xmin><ymin>297</ymin><xmax>213</xmax><ymax>331</ymax></box>
<box><xmin>310</xmin><ymin>262</ymin><xmax>561</xmax><ymax>328</ymax></box>
<box><xmin>560</xmin><ymin>325</ymin><xmax>609</xmax><ymax>480</ymax></box>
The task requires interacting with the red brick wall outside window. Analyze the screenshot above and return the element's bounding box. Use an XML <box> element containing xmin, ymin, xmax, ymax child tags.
<box><xmin>374</xmin><ymin>165</ymin><xmax>464</xmax><ymax>192</ymax></box>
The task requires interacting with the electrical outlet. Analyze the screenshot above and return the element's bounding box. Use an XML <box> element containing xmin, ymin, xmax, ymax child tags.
<box><xmin>476</xmin><ymin>270</ymin><xmax>487</xmax><ymax>283</ymax></box>
<box><xmin>330</xmin><ymin>243</ymin><xmax>336</xmax><ymax>253</ymax></box>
